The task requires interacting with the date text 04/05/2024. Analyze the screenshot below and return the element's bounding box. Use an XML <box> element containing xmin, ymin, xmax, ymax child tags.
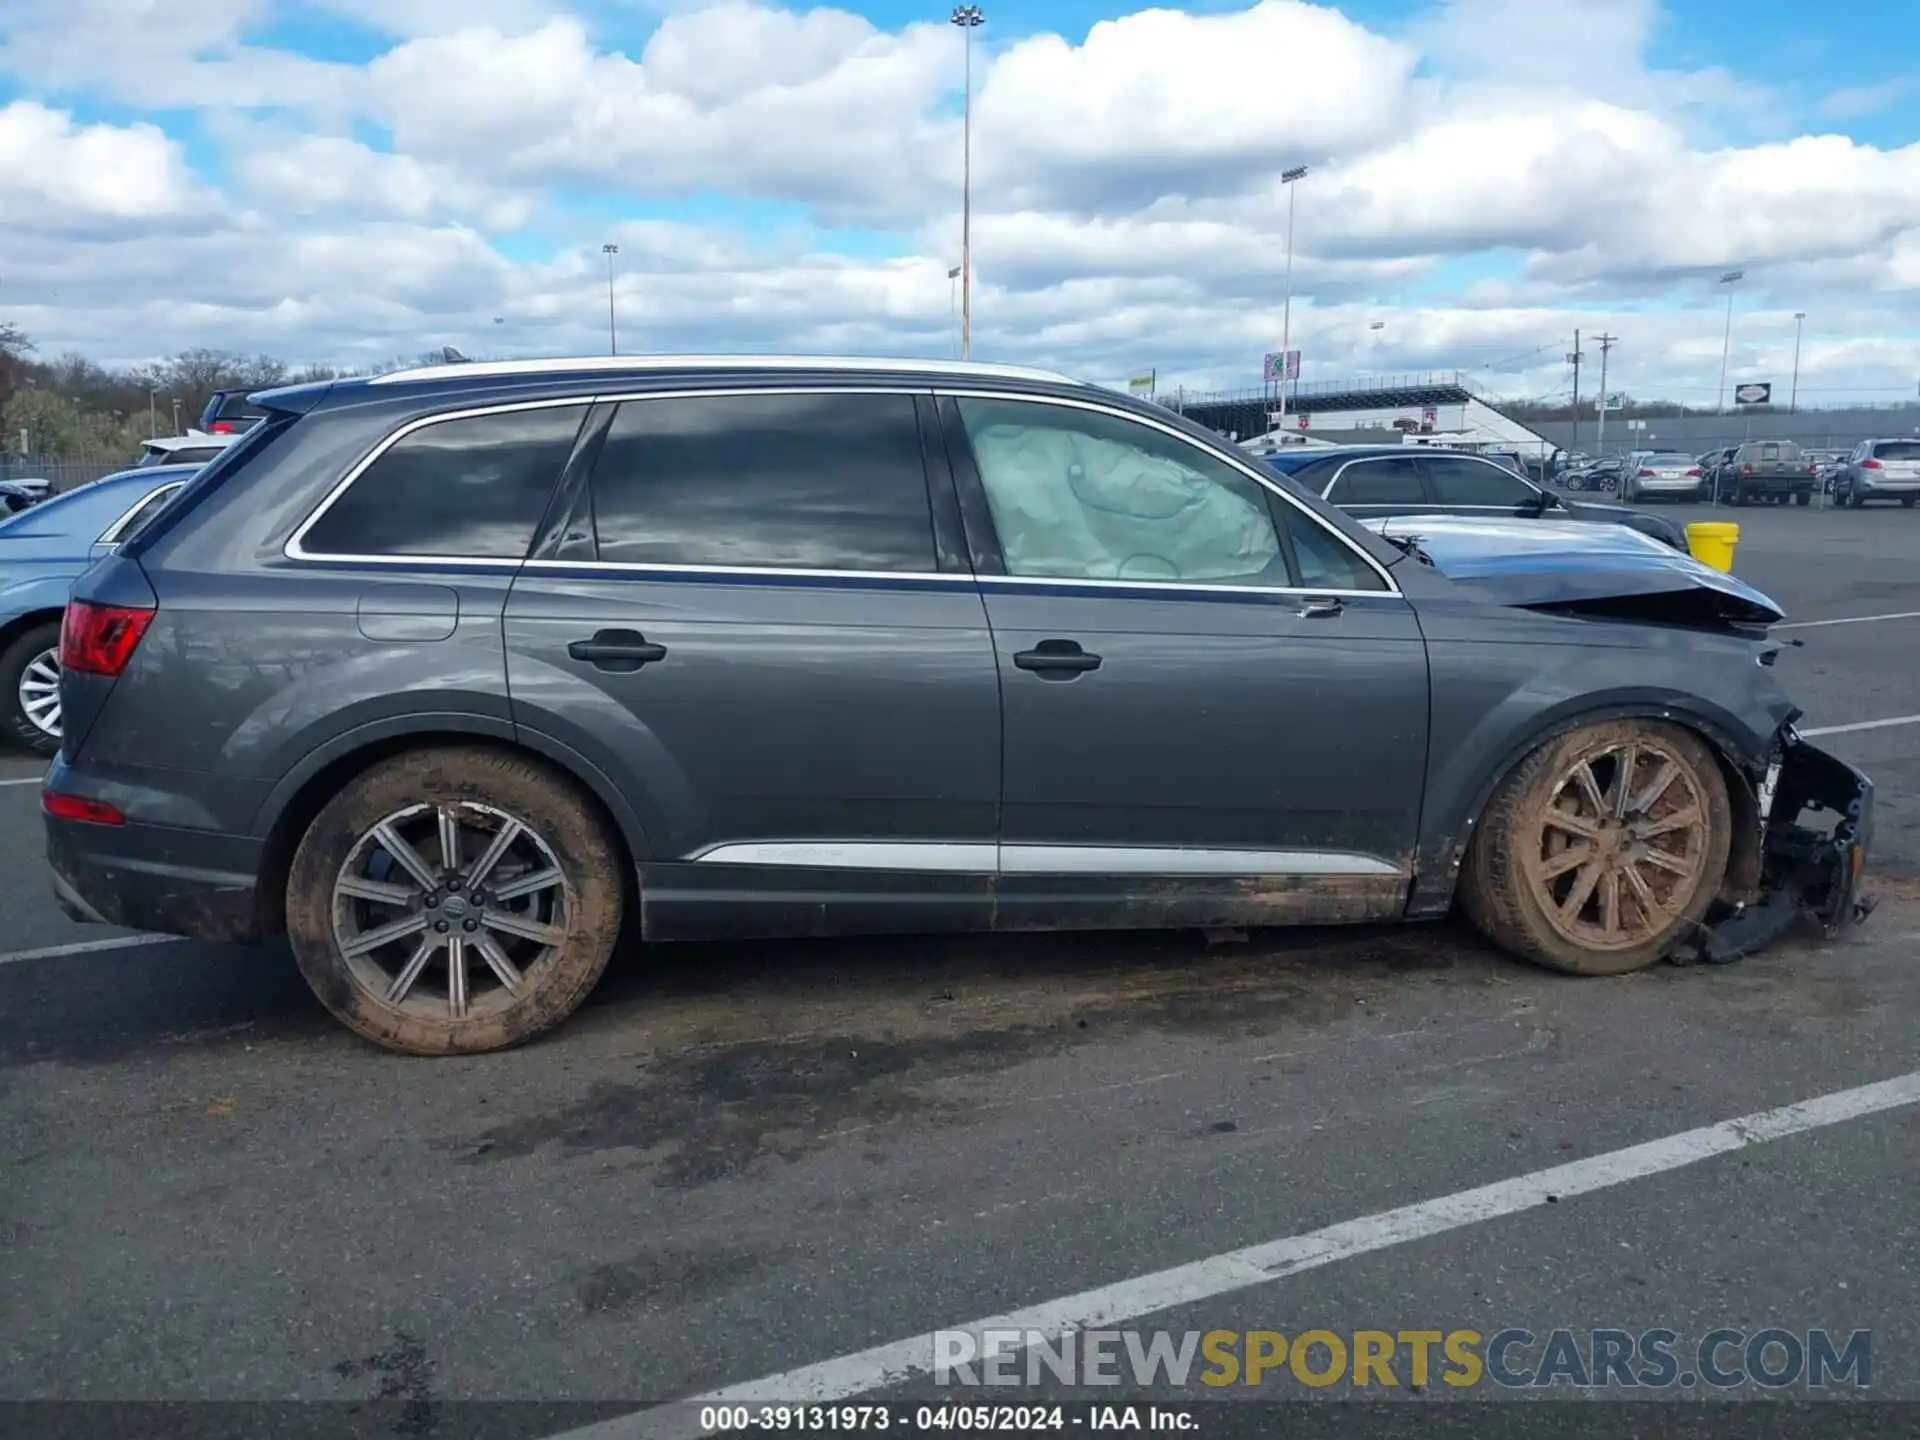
<box><xmin>698</xmin><ymin>1404</ymin><xmax>1194</xmax><ymax>1432</ymax></box>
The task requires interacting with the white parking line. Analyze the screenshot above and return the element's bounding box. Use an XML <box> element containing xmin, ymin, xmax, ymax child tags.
<box><xmin>1777</xmin><ymin>609</ymin><xmax>1920</xmax><ymax>631</ymax></box>
<box><xmin>1799</xmin><ymin>714</ymin><xmax>1920</xmax><ymax>738</ymax></box>
<box><xmin>0</xmin><ymin>934</ymin><xmax>176</xmax><ymax>966</ymax></box>
<box><xmin>0</xmin><ymin>775</ymin><xmax>45</xmax><ymax>788</ymax></box>
<box><xmin>560</xmin><ymin>1071</ymin><xmax>1920</xmax><ymax>1438</ymax></box>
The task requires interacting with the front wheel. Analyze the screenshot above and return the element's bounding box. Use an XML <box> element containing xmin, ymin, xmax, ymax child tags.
<box><xmin>1</xmin><ymin>620</ymin><xmax>62</xmax><ymax>756</ymax></box>
<box><xmin>1460</xmin><ymin>720</ymin><xmax>1731</xmax><ymax>976</ymax></box>
<box><xmin>285</xmin><ymin>746</ymin><xmax>625</xmax><ymax>1054</ymax></box>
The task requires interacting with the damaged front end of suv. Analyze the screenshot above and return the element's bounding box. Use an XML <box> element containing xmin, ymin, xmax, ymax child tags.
<box><xmin>1681</xmin><ymin>724</ymin><xmax>1876</xmax><ymax>965</ymax></box>
<box><xmin>1378</xmin><ymin>514</ymin><xmax>1878</xmax><ymax>964</ymax></box>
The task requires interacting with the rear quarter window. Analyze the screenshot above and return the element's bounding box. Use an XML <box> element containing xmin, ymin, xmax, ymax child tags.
<box><xmin>297</xmin><ymin>404</ymin><xmax>588</xmax><ymax>559</ymax></box>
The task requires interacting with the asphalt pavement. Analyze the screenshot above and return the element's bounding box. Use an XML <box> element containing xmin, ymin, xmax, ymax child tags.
<box><xmin>2</xmin><ymin>502</ymin><xmax>1917</xmax><ymax>1431</ymax></box>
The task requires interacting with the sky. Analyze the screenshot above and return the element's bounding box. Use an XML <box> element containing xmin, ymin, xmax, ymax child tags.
<box><xmin>3</xmin><ymin>0</ymin><xmax>1919</xmax><ymax>406</ymax></box>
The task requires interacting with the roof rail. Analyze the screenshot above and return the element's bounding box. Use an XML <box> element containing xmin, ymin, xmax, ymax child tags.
<box><xmin>367</xmin><ymin>355</ymin><xmax>1081</xmax><ymax>387</ymax></box>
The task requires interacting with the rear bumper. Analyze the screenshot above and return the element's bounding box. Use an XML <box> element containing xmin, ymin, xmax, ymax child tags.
<box><xmin>1856</xmin><ymin>479</ymin><xmax>1920</xmax><ymax>497</ymax></box>
<box><xmin>46</xmin><ymin>812</ymin><xmax>267</xmax><ymax>944</ymax></box>
<box><xmin>1676</xmin><ymin>734</ymin><xmax>1875</xmax><ymax>965</ymax></box>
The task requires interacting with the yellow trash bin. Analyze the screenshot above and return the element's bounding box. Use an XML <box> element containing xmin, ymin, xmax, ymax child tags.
<box><xmin>1686</xmin><ymin>521</ymin><xmax>1740</xmax><ymax>572</ymax></box>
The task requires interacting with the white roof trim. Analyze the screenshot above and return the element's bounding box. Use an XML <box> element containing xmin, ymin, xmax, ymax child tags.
<box><xmin>366</xmin><ymin>355</ymin><xmax>1080</xmax><ymax>387</ymax></box>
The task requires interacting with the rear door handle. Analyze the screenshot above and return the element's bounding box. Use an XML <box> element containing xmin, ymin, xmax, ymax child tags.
<box><xmin>568</xmin><ymin>629</ymin><xmax>668</xmax><ymax>672</ymax></box>
<box><xmin>1296</xmin><ymin>597</ymin><xmax>1344</xmax><ymax>618</ymax></box>
<box><xmin>1013</xmin><ymin>639</ymin><xmax>1102</xmax><ymax>678</ymax></box>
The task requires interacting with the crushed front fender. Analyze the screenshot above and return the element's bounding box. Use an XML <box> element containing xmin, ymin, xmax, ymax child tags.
<box><xmin>1675</xmin><ymin>730</ymin><xmax>1875</xmax><ymax>965</ymax></box>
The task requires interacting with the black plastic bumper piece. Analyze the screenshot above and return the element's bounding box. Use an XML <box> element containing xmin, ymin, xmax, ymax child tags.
<box><xmin>1676</xmin><ymin>734</ymin><xmax>1875</xmax><ymax>966</ymax></box>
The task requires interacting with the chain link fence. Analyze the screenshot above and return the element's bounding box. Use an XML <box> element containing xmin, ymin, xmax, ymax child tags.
<box><xmin>0</xmin><ymin>457</ymin><xmax>129</xmax><ymax>493</ymax></box>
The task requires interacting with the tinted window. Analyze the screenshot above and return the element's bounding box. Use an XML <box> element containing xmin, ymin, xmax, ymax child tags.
<box><xmin>1646</xmin><ymin>454</ymin><xmax>1695</xmax><ymax>467</ymax></box>
<box><xmin>957</xmin><ymin>397</ymin><xmax>1281</xmax><ymax>584</ymax></box>
<box><xmin>1288</xmin><ymin>516</ymin><xmax>1389</xmax><ymax>592</ymax></box>
<box><xmin>591</xmin><ymin>392</ymin><xmax>935</xmax><ymax>572</ymax></box>
<box><xmin>1872</xmin><ymin>441</ymin><xmax>1920</xmax><ymax>460</ymax></box>
<box><xmin>1266</xmin><ymin>456</ymin><xmax>1340</xmax><ymax>492</ymax></box>
<box><xmin>1423</xmin><ymin>455</ymin><xmax>1535</xmax><ymax>506</ymax></box>
<box><xmin>100</xmin><ymin>484</ymin><xmax>182</xmax><ymax>544</ymax></box>
<box><xmin>1328</xmin><ymin>458</ymin><xmax>1425</xmax><ymax>506</ymax></box>
<box><xmin>302</xmin><ymin>404</ymin><xmax>586</xmax><ymax>558</ymax></box>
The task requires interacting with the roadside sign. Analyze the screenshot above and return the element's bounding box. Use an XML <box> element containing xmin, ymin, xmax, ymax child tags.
<box><xmin>1127</xmin><ymin>371</ymin><xmax>1155</xmax><ymax>396</ymax></box>
<box><xmin>1600</xmin><ymin>393</ymin><xmax>1626</xmax><ymax>411</ymax></box>
<box><xmin>1262</xmin><ymin>350</ymin><xmax>1301</xmax><ymax>382</ymax></box>
<box><xmin>1734</xmin><ymin>383</ymin><xmax>1773</xmax><ymax>406</ymax></box>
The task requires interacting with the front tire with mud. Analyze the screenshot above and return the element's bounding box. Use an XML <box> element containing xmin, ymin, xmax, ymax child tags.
<box><xmin>286</xmin><ymin>746</ymin><xmax>625</xmax><ymax>1055</ymax></box>
<box><xmin>1460</xmin><ymin>720</ymin><xmax>1731</xmax><ymax>976</ymax></box>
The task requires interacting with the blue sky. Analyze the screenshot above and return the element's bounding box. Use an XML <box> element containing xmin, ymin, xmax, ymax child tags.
<box><xmin>3</xmin><ymin>0</ymin><xmax>1918</xmax><ymax>401</ymax></box>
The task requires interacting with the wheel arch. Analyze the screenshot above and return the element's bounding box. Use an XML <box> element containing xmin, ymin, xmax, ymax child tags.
<box><xmin>1407</xmin><ymin>698</ymin><xmax>1767</xmax><ymax>919</ymax></box>
<box><xmin>0</xmin><ymin>605</ymin><xmax>63</xmax><ymax>658</ymax></box>
<box><xmin>251</xmin><ymin>717</ymin><xmax>651</xmax><ymax>937</ymax></box>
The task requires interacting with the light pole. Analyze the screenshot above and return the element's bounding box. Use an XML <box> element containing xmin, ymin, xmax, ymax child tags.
<box><xmin>1276</xmin><ymin>165</ymin><xmax>1308</xmax><ymax>430</ymax></box>
<box><xmin>948</xmin><ymin>264</ymin><xmax>962</xmax><ymax>357</ymax></box>
<box><xmin>1715</xmin><ymin>269</ymin><xmax>1743</xmax><ymax>414</ymax></box>
<box><xmin>1790</xmin><ymin>310</ymin><xmax>1806</xmax><ymax>414</ymax></box>
<box><xmin>148</xmin><ymin>387</ymin><xmax>158</xmax><ymax>439</ymax></box>
<box><xmin>602</xmin><ymin>244</ymin><xmax>620</xmax><ymax>356</ymax></box>
<box><xmin>1367</xmin><ymin>319</ymin><xmax>1384</xmax><ymax>376</ymax></box>
<box><xmin>951</xmin><ymin>5</ymin><xmax>984</xmax><ymax>360</ymax></box>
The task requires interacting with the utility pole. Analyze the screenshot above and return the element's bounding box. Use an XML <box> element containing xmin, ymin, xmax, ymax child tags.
<box><xmin>951</xmin><ymin>5</ymin><xmax>985</xmax><ymax>360</ymax></box>
<box><xmin>1569</xmin><ymin>330</ymin><xmax>1582</xmax><ymax>455</ymax></box>
<box><xmin>1790</xmin><ymin>311</ymin><xmax>1806</xmax><ymax>414</ymax></box>
<box><xmin>1594</xmin><ymin>333</ymin><xmax>1617</xmax><ymax>451</ymax></box>
<box><xmin>602</xmin><ymin>244</ymin><xmax>620</xmax><ymax>356</ymax></box>
<box><xmin>1276</xmin><ymin>165</ymin><xmax>1308</xmax><ymax>431</ymax></box>
<box><xmin>1716</xmin><ymin>270</ymin><xmax>1743</xmax><ymax>413</ymax></box>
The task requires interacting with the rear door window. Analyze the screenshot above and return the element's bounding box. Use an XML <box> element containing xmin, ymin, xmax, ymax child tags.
<box><xmin>588</xmin><ymin>392</ymin><xmax>937</xmax><ymax>573</ymax></box>
<box><xmin>1421</xmin><ymin>455</ymin><xmax>1536</xmax><ymax>506</ymax></box>
<box><xmin>1327</xmin><ymin>458</ymin><xmax>1426</xmax><ymax>506</ymax></box>
<box><xmin>1873</xmin><ymin>442</ymin><xmax>1920</xmax><ymax>461</ymax></box>
<box><xmin>299</xmin><ymin>404</ymin><xmax>588</xmax><ymax>559</ymax></box>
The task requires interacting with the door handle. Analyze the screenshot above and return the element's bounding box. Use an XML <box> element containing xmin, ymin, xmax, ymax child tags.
<box><xmin>1013</xmin><ymin>639</ymin><xmax>1102</xmax><ymax>678</ymax></box>
<box><xmin>1296</xmin><ymin>597</ymin><xmax>1344</xmax><ymax>619</ymax></box>
<box><xmin>568</xmin><ymin>629</ymin><xmax>668</xmax><ymax>672</ymax></box>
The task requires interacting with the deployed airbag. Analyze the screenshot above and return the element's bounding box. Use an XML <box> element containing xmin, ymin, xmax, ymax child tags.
<box><xmin>968</xmin><ymin>419</ymin><xmax>1280</xmax><ymax>581</ymax></box>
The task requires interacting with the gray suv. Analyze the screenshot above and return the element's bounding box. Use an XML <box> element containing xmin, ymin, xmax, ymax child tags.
<box><xmin>1836</xmin><ymin>439</ymin><xmax>1920</xmax><ymax>507</ymax></box>
<box><xmin>44</xmin><ymin>357</ymin><xmax>1872</xmax><ymax>1054</ymax></box>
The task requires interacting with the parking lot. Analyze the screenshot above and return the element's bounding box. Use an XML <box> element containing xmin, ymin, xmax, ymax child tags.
<box><xmin>3</xmin><ymin>502</ymin><xmax>1918</xmax><ymax>1426</ymax></box>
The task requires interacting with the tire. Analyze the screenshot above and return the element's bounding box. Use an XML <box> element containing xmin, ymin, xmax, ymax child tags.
<box><xmin>1795</xmin><ymin>491</ymin><xmax>1811</xmax><ymax>507</ymax></box>
<box><xmin>1904</xmin><ymin>498</ymin><xmax>1916</xmax><ymax>509</ymax></box>
<box><xmin>0</xmin><ymin>620</ymin><xmax>63</xmax><ymax>756</ymax></box>
<box><xmin>1459</xmin><ymin>719</ymin><xmax>1732</xmax><ymax>976</ymax></box>
<box><xmin>285</xmin><ymin>745</ymin><xmax>626</xmax><ymax>1055</ymax></box>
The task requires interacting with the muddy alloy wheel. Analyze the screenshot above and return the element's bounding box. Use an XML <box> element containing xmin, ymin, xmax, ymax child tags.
<box><xmin>286</xmin><ymin>746</ymin><xmax>624</xmax><ymax>1055</ymax></box>
<box><xmin>1461</xmin><ymin>720</ymin><xmax>1731</xmax><ymax>976</ymax></box>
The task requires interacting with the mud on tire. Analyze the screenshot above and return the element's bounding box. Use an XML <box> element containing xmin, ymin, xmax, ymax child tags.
<box><xmin>286</xmin><ymin>745</ymin><xmax>625</xmax><ymax>1055</ymax></box>
<box><xmin>1460</xmin><ymin>720</ymin><xmax>1732</xmax><ymax>976</ymax></box>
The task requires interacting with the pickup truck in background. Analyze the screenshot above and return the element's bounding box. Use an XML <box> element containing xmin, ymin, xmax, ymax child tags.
<box><xmin>1711</xmin><ymin>440</ymin><xmax>1816</xmax><ymax>506</ymax></box>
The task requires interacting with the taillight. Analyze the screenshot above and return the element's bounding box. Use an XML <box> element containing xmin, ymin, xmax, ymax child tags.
<box><xmin>1741</xmin><ymin>464</ymin><xmax>1754</xmax><ymax>475</ymax></box>
<box><xmin>43</xmin><ymin>791</ymin><xmax>125</xmax><ymax>826</ymax></box>
<box><xmin>1863</xmin><ymin>458</ymin><xmax>1884</xmax><ymax>470</ymax></box>
<box><xmin>207</xmin><ymin>420</ymin><xmax>234</xmax><ymax>433</ymax></box>
<box><xmin>1637</xmin><ymin>468</ymin><xmax>1656</xmax><ymax>477</ymax></box>
<box><xmin>1686</xmin><ymin>467</ymin><xmax>1702</xmax><ymax>476</ymax></box>
<box><xmin>59</xmin><ymin>600</ymin><xmax>155</xmax><ymax>677</ymax></box>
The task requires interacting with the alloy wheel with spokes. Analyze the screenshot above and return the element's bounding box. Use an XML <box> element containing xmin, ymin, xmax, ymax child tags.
<box><xmin>333</xmin><ymin>801</ymin><xmax>569</xmax><ymax>1023</ymax></box>
<box><xmin>286</xmin><ymin>746</ymin><xmax>625</xmax><ymax>1054</ymax></box>
<box><xmin>18</xmin><ymin>647</ymin><xmax>60</xmax><ymax>740</ymax></box>
<box><xmin>1525</xmin><ymin>739</ymin><xmax>1709</xmax><ymax>951</ymax></box>
<box><xmin>1460</xmin><ymin>720</ymin><xmax>1732</xmax><ymax>976</ymax></box>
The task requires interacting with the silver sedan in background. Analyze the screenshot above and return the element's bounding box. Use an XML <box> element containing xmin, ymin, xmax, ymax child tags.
<box><xmin>1621</xmin><ymin>451</ymin><xmax>1706</xmax><ymax>502</ymax></box>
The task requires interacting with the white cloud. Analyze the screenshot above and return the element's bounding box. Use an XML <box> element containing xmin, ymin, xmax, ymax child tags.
<box><xmin>0</xmin><ymin>102</ymin><xmax>210</xmax><ymax>236</ymax></box>
<box><xmin>362</xmin><ymin>9</ymin><xmax>953</xmax><ymax>222</ymax></box>
<box><xmin>232</xmin><ymin>135</ymin><xmax>534</xmax><ymax>229</ymax></box>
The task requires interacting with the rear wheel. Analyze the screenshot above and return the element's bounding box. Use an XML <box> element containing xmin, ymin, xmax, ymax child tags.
<box><xmin>285</xmin><ymin>746</ymin><xmax>625</xmax><ymax>1055</ymax></box>
<box><xmin>1460</xmin><ymin>720</ymin><xmax>1731</xmax><ymax>976</ymax></box>
<box><xmin>0</xmin><ymin>620</ymin><xmax>62</xmax><ymax>756</ymax></box>
<box><xmin>1904</xmin><ymin>497</ymin><xmax>1916</xmax><ymax>508</ymax></box>
<box><xmin>1795</xmin><ymin>491</ymin><xmax>1812</xmax><ymax>507</ymax></box>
